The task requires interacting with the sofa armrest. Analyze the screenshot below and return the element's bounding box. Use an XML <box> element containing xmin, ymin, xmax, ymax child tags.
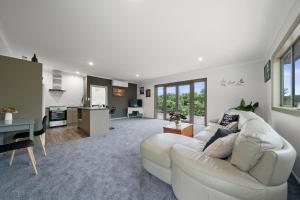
<box><xmin>249</xmin><ymin>139</ymin><xmax>296</xmax><ymax>186</ymax></box>
<box><xmin>170</xmin><ymin>144</ymin><xmax>265</xmax><ymax>200</ymax></box>
<box><xmin>209</xmin><ymin>118</ymin><xmax>219</xmax><ymax>123</ymax></box>
<box><xmin>194</xmin><ymin>123</ymin><xmax>224</xmax><ymax>142</ymax></box>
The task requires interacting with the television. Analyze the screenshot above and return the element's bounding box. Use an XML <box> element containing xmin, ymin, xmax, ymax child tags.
<box><xmin>129</xmin><ymin>99</ymin><xmax>142</xmax><ymax>107</ymax></box>
<box><xmin>137</xmin><ymin>99</ymin><xmax>142</xmax><ymax>107</ymax></box>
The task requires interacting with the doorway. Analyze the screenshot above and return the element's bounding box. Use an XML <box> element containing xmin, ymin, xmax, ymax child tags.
<box><xmin>90</xmin><ymin>85</ymin><xmax>108</xmax><ymax>107</ymax></box>
<box><xmin>155</xmin><ymin>78</ymin><xmax>207</xmax><ymax>125</ymax></box>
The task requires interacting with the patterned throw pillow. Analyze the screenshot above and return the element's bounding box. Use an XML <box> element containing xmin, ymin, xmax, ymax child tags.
<box><xmin>219</xmin><ymin>114</ymin><xmax>239</xmax><ymax>126</ymax></box>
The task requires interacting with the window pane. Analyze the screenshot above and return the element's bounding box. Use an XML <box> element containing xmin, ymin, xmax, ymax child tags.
<box><xmin>156</xmin><ymin>87</ymin><xmax>164</xmax><ymax>119</ymax></box>
<box><xmin>178</xmin><ymin>85</ymin><xmax>190</xmax><ymax>121</ymax></box>
<box><xmin>294</xmin><ymin>40</ymin><xmax>300</xmax><ymax>107</ymax></box>
<box><xmin>194</xmin><ymin>82</ymin><xmax>205</xmax><ymax>125</ymax></box>
<box><xmin>295</xmin><ymin>62</ymin><xmax>300</xmax><ymax>107</ymax></box>
<box><xmin>281</xmin><ymin>50</ymin><xmax>292</xmax><ymax>106</ymax></box>
<box><xmin>166</xmin><ymin>86</ymin><xmax>176</xmax><ymax>119</ymax></box>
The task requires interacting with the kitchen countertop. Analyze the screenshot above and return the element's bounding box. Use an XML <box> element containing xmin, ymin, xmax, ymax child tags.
<box><xmin>67</xmin><ymin>106</ymin><xmax>82</xmax><ymax>108</ymax></box>
<box><xmin>45</xmin><ymin>106</ymin><xmax>108</xmax><ymax>110</ymax></box>
<box><xmin>78</xmin><ymin>107</ymin><xmax>109</xmax><ymax>110</ymax></box>
<box><xmin>45</xmin><ymin>106</ymin><xmax>82</xmax><ymax>109</ymax></box>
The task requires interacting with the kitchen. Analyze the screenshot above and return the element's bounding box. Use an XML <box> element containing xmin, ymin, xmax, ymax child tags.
<box><xmin>0</xmin><ymin>55</ymin><xmax>139</xmax><ymax>145</ymax></box>
<box><xmin>43</xmin><ymin>69</ymin><xmax>138</xmax><ymax>144</ymax></box>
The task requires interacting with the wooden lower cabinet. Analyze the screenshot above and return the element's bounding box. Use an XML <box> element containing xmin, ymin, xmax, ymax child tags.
<box><xmin>67</xmin><ymin>108</ymin><xmax>78</xmax><ymax>124</ymax></box>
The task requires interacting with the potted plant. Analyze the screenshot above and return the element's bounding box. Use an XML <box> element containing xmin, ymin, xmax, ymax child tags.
<box><xmin>1</xmin><ymin>106</ymin><xmax>18</xmax><ymax>121</ymax></box>
<box><xmin>169</xmin><ymin>112</ymin><xmax>187</xmax><ymax>127</ymax></box>
<box><xmin>234</xmin><ymin>99</ymin><xmax>259</xmax><ymax>112</ymax></box>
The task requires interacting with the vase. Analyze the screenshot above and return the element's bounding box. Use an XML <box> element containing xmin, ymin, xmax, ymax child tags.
<box><xmin>5</xmin><ymin>113</ymin><xmax>13</xmax><ymax>121</ymax></box>
<box><xmin>31</xmin><ymin>54</ymin><xmax>38</xmax><ymax>62</ymax></box>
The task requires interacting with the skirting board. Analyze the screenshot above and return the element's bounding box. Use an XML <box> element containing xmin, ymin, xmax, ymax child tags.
<box><xmin>292</xmin><ymin>171</ymin><xmax>300</xmax><ymax>184</ymax></box>
<box><xmin>111</xmin><ymin>117</ymin><xmax>153</xmax><ymax>120</ymax></box>
<box><xmin>111</xmin><ymin>117</ymin><xmax>128</xmax><ymax>120</ymax></box>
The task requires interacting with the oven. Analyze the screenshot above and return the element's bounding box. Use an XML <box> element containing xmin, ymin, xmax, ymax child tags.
<box><xmin>49</xmin><ymin>106</ymin><xmax>67</xmax><ymax>127</ymax></box>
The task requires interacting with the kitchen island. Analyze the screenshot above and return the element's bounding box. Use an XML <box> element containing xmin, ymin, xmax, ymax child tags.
<box><xmin>77</xmin><ymin>107</ymin><xmax>109</xmax><ymax>136</ymax></box>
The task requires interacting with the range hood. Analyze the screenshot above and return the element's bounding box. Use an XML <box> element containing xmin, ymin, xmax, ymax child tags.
<box><xmin>49</xmin><ymin>70</ymin><xmax>65</xmax><ymax>92</ymax></box>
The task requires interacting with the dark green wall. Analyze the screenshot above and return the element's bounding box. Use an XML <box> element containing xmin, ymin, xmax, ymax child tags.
<box><xmin>85</xmin><ymin>75</ymin><xmax>137</xmax><ymax>118</ymax></box>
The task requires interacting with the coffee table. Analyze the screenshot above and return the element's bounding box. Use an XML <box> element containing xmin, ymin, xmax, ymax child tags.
<box><xmin>163</xmin><ymin>123</ymin><xmax>193</xmax><ymax>137</ymax></box>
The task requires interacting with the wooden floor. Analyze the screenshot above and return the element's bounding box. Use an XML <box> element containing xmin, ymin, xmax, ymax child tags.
<box><xmin>46</xmin><ymin>124</ymin><xmax>88</xmax><ymax>145</ymax></box>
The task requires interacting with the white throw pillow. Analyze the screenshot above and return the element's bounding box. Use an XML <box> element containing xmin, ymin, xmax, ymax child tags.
<box><xmin>204</xmin><ymin>133</ymin><xmax>238</xmax><ymax>158</ymax></box>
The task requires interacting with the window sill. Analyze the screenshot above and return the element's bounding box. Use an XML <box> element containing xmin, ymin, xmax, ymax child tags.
<box><xmin>272</xmin><ymin>106</ymin><xmax>300</xmax><ymax>117</ymax></box>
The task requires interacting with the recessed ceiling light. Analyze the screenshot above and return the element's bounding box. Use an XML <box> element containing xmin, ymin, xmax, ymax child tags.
<box><xmin>76</xmin><ymin>71</ymin><xmax>80</xmax><ymax>75</ymax></box>
<box><xmin>198</xmin><ymin>57</ymin><xmax>203</xmax><ymax>62</ymax></box>
<box><xmin>88</xmin><ymin>62</ymin><xmax>94</xmax><ymax>66</ymax></box>
<box><xmin>136</xmin><ymin>74</ymin><xmax>140</xmax><ymax>78</ymax></box>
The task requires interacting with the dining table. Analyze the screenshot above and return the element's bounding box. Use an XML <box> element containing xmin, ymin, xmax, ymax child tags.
<box><xmin>0</xmin><ymin>119</ymin><xmax>35</xmax><ymax>145</ymax></box>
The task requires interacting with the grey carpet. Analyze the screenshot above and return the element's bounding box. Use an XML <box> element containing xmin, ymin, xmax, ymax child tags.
<box><xmin>0</xmin><ymin>118</ymin><xmax>299</xmax><ymax>200</ymax></box>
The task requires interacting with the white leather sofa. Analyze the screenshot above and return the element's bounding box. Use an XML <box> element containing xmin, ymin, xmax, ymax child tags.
<box><xmin>140</xmin><ymin>110</ymin><xmax>296</xmax><ymax>200</ymax></box>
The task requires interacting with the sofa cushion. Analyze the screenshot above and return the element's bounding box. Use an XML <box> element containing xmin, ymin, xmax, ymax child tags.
<box><xmin>230</xmin><ymin>118</ymin><xmax>283</xmax><ymax>171</ymax></box>
<box><xmin>203</xmin><ymin>128</ymin><xmax>239</xmax><ymax>151</ymax></box>
<box><xmin>140</xmin><ymin>133</ymin><xmax>204</xmax><ymax>169</ymax></box>
<box><xmin>204</xmin><ymin>133</ymin><xmax>238</xmax><ymax>159</ymax></box>
<box><xmin>194</xmin><ymin>123</ymin><xmax>223</xmax><ymax>143</ymax></box>
<box><xmin>170</xmin><ymin>144</ymin><xmax>266</xmax><ymax>200</ymax></box>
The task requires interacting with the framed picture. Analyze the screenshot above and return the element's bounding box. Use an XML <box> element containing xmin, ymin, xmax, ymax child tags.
<box><xmin>264</xmin><ymin>60</ymin><xmax>271</xmax><ymax>82</ymax></box>
<box><xmin>112</xmin><ymin>87</ymin><xmax>126</xmax><ymax>96</ymax></box>
<box><xmin>140</xmin><ymin>87</ymin><xmax>144</xmax><ymax>95</ymax></box>
<box><xmin>146</xmin><ymin>89</ymin><xmax>151</xmax><ymax>97</ymax></box>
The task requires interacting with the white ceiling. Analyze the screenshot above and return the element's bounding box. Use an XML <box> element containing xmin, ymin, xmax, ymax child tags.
<box><xmin>0</xmin><ymin>0</ymin><xmax>296</xmax><ymax>82</ymax></box>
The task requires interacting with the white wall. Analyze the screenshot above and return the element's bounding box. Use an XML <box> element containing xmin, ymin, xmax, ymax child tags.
<box><xmin>0</xmin><ymin>27</ymin><xmax>13</xmax><ymax>56</ymax></box>
<box><xmin>264</xmin><ymin>1</ymin><xmax>300</xmax><ymax>180</ymax></box>
<box><xmin>43</xmin><ymin>69</ymin><xmax>84</xmax><ymax>107</ymax></box>
<box><xmin>138</xmin><ymin>60</ymin><xmax>266</xmax><ymax>121</ymax></box>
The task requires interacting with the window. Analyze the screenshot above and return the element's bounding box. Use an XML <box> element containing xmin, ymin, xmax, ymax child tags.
<box><xmin>178</xmin><ymin>85</ymin><xmax>190</xmax><ymax>121</ymax></box>
<box><xmin>281</xmin><ymin>50</ymin><xmax>292</xmax><ymax>106</ymax></box>
<box><xmin>155</xmin><ymin>79</ymin><xmax>207</xmax><ymax>125</ymax></box>
<box><xmin>156</xmin><ymin>87</ymin><xmax>164</xmax><ymax>119</ymax></box>
<box><xmin>280</xmin><ymin>38</ymin><xmax>300</xmax><ymax>107</ymax></box>
<box><xmin>166</xmin><ymin>86</ymin><xmax>177</xmax><ymax>119</ymax></box>
<box><xmin>194</xmin><ymin>82</ymin><xmax>206</xmax><ymax>124</ymax></box>
<box><xmin>294</xmin><ymin>39</ymin><xmax>300</xmax><ymax>107</ymax></box>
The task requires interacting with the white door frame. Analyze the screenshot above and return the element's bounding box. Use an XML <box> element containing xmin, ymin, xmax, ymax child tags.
<box><xmin>90</xmin><ymin>85</ymin><xmax>108</xmax><ymax>107</ymax></box>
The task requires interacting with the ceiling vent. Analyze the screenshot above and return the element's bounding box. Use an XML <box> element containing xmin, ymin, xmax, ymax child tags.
<box><xmin>49</xmin><ymin>70</ymin><xmax>65</xmax><ymax>92</ymax></box>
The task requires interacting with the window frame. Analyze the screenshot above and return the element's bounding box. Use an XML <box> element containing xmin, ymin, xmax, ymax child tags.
<box><xmin>154</xmin><ymin>78</ymin><xmax>207</xmax><ymax>125</ymax></box>
<box><xmin>280</xmin><ymin>36</ymin><xmax>300</xmax><ymax>108</ymax></box>
<box><xmin>271</xmin><ymin>17</ymin><xmax>300</xmax><ymax>117</ymax></box>
<box><xmin>280</xmin><ymin>48</ymin><xmax>293</xmax><ymax>107</ymax></box>
<box><xmin>293</xmin><ymin>37</ymin><xmax>300</xmax><ymax>107</ymax></box>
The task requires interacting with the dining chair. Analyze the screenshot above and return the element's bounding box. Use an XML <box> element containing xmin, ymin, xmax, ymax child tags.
<box><xmin>12</xmin><ymin>116</ymin><xmax>47</xmax><ymax>157</ymax></box>
<box><xmin>0</xmin><ymin>139</ymin><xmax>38</xmax><ymax>175</ymax></box>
